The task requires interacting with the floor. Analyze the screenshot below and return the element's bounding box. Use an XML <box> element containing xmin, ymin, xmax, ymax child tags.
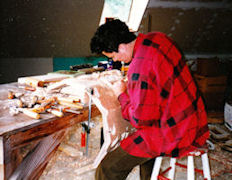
<box><xmin>39</xmin><ymin>115</ymin><xmax>232</xmax><ymax>180</ymax></box>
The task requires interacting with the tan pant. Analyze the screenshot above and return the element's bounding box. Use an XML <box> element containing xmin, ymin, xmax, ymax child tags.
<box><xmin>95</xmin><ymin>146</ymin><xmax>156</xmax><ymax>180</ymax></box>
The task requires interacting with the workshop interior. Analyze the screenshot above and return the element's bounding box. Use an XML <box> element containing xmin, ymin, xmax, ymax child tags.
<box><xmin>0</xmin><ymin>0</ymin><xmax>232</xmax><ymax>180</ymax></box>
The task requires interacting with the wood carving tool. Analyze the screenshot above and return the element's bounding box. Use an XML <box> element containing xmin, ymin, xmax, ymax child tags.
<box><xmin>57</xmin><ymin>96</ymin><xmax>80</xmax><ymax>104</ymax></box>
<box><xmin>24</xmin><ymin>77</ymin><xmax>44</xmax><ymax>87</ymax></box>
<box><xmin>25</xmin><ymin>86</ymin><xmax>36</xmax><ymax>91</ymax></box>
<box><xmin>62</xmin><ymin>108</ymin><xmax>81</xmax><ymax>114</ymax></box>
<box><xmin>8</xmin><ymin>91</ymin><xmax>15</xmax><ymax>99</ymax></box>
<box><xmin>19</xmin><ymin>108</ymin><xmax>40</xmax><ymax>119</ymax></box>
<box><xmin>58</xmin><ymin>100</ymin><xmax>83</xmax><ymax>109</ymax></box>
<box><xmin>31</xmin><ymin>97</ymin><xmax>57</xmax><ymax>114</ymax></box>
<box><xmin>47</xmin><ymin>109</ymin><xmax>64</xmax><ymax>117</ymax></box>
<box><xmin>121</xmin><ymin>61</ymin><xmax>125</xmax><ymax>76</ymax></box>
<box><xmin>36</xmin><ymin>97</ymin><xmax>56</xmax><ymax>104</ymax></box>
<box><xmin>32</xmin><ymin>102</ymin><xmax>53</xmax><ymax>113</ymax></box>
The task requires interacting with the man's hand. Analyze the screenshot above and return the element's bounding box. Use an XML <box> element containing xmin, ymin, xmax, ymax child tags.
<box><xmin>112</xmin><ymin>80</ymin><xmax>127</xmax><ymax>97</ymax></box>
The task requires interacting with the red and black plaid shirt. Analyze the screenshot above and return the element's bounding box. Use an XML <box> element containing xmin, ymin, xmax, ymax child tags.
<box><xmin>119</xmin><ymin>32</ymin><xmax>209</xmax><ymax>158</ymax></box>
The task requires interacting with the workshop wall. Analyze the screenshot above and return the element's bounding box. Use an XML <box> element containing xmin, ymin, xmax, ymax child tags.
<box><xmin>0</xmin><ymin>0</ymin><xmax>231</xmax><ymax>84</ymax></box>
<box><xmin>140</xmin><ymin>0</ymin><xmax>232</xmax><ymax>54</ymax></box>
<box><xmin>0</xmin><ymin>0</ymin><xmax>104</xmax><ymax>57</ymax></box>
<box><xmin>0</xmin><ymin>0</ymin><xmax>104</xmax><ymax>83</ymax></box>
<box><xmin>0</xmin><ymin>58</ymin><xmax>53</xmax><ymax>84</ymax></box>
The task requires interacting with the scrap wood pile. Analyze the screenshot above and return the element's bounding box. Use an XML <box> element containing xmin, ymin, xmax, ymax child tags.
<box><xmin>190</xmin><ymin>57</ymin><xmax>232</xmax><ymax>113</ymax></box>
<box><xmin>205</xmin><ymin>123</ymin><xmax>232</xmax><ymax>178</ymax></box>
<box><xmin>6</xmin><ymin>70</ymin><xmax>124</xmax><ymax>119</ymax></box>
<box><xmin>208</xmin><ymin>124</ymin><xmax>232</xmax><ymax>153</ymax></box>
<box><xmin>6</xmin><ymin>86</ymin><xmax>83</xmax><ymax>119</ymax></box>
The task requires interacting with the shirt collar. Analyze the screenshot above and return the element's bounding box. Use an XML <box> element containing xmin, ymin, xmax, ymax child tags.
<box><xmin>133</xmin><ymin>33</ymin><xmax>145</xmax><ymax>57</ymax></box>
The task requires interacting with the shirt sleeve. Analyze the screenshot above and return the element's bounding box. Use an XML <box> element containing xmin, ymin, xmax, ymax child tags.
<box><xmin>118</xmin><ymin>61</ymin><xmax>160</xmax><ymax>129</ymax></box>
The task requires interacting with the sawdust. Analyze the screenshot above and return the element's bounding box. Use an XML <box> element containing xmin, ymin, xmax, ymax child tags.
<box><xmin>38</xmin><ymin>119</ymin><xmax>232</xmax><ymax>180</ymax></box>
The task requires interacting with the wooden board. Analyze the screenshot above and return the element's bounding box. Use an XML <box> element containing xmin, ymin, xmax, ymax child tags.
<box><xmin>17</xmin><ymin>74</ymin><xmax>74</xmax><ymax>87</ymax></box>
<box><xmin>194</xmin><ymin>74</ymin><xmax>227</xmax><ymax>93</ymax></box>
<box><xmin>207</xmin><ymin>111</ymin><xmax>224</xmax><ymax>124</ymax></box>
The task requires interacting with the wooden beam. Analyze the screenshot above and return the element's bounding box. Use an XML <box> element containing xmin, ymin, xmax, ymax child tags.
<box><xmin>3</xmin><ymin>138</ymin><xmax>24</xmax><ymax>179</ymax></box>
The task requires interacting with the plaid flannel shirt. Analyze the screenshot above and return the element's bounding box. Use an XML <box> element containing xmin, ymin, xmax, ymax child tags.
<box><xmin>119</xmin><ymin>32</ymin><xmax>209</xmax><ymax>158</ymax></box>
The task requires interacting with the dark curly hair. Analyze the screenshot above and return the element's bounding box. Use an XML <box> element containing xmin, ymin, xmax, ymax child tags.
<box><xmin>90</xmin><ymin>19</ymin><xmax>136</xmax><ymax>54</ymax></box>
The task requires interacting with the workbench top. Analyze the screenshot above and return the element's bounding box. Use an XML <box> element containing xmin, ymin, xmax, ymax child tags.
<box><xmin>0</xmin><ymin>82</ymin><xmax>101</xmax><ymax>180</ymax></box>
<box><xmin>0</xmin><ymin>83</ymin><xmax>56</xmax><ymax>136</ymax></box>
<box><xmin>0</xmin><ymin>82</ymin><xmax>100</xmax><ymax>137</ymax></box>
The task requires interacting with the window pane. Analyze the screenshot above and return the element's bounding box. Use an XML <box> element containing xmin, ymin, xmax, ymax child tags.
<box><xmin>99</xmin><ymin>0</ymin><xmax>133</xmax><ymax>25</ymax></box>
<box><xmin>99</xmin><ymin>0</ymin><xmax>149</xmax><ymax>31</ymax></box>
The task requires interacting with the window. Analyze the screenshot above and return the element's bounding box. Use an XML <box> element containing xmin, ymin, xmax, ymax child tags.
<box><xmin>99</xmin><ymin>0</ymin><xmax>149</xmax><ymax>32</ymax></box>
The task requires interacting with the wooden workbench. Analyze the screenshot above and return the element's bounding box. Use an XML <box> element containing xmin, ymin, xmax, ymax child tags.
<box><xmin>0</xmin><ymin>83</ymin><xmax>100</xmax><ymax>180</ymax></box>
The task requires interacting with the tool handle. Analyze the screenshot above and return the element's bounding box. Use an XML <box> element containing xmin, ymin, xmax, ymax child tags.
<box><xmin>50</xmin><ymin>109</ymin><xmax>64</xmax><ymax>117</ymax></box>
<box><xmin>22</xmin><ymin>109</ymin><xmax>40</xmax><ymax>119</ymax></box>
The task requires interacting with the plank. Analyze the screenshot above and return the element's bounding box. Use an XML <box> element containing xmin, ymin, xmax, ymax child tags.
<box><xmin>9</xmin><ymin>130</ymin><xmax>66</xmax><ymax>180</ymax></box>
<box><xmin>3</xmin><ymin>146</ymin><xmax>22</xmax><ymax>180</ymax></box>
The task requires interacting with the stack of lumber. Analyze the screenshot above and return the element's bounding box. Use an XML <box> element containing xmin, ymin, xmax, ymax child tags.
<box><xmin>193</xmin><ymin>57</ymin><xmax>228</xmax><ymax>123</ymax></box>
<box><xmin>194</xmin><ymin>73</ymin><xmax>227</xmax><ymax>111</ymax></box>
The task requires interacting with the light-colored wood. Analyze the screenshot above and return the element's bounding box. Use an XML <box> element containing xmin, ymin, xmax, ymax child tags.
<box><xmin>0</xmin><ymin>137</ymin><xmax>4</xmax><ymax>180</ymax></box>
<box><xmin>49</xmin><ymin>109</ymin><xmax>64</xmax><ymax>117</ymax></box>
<box><xmin>22</xmin><ymin>109</ymin><xmax>40</xmax><ymax>119</ymax></box>
<box><xmin>58</xmin><ymin>101</ymin><xmax>83</xmax><ymax>109</ymax></box>
<box><xmin>57</xmin><ymin>96</ymin><xmax>80</xmax><ymax>104</ymax></box>
<box><xmin>18</xmin><ymin>74</ymin><xmax>73</xmax><ymax>87</ymax></box>
<box><xmin>58</xmin><ymin>143</ymin><xmax>83</xmax><ymax>157</ymax></box>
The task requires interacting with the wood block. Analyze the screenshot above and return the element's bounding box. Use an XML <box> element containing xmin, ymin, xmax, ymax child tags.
<box><xmin>18</xmin><ymin>74</ymin><xmax>73</xmax><ymax>87</ymax></box>
<box><xmin>194</xmin><ymin>74</ymin><xmax>227</xmax><ymax>93</ymax></box>
<box><xmin>207</xmin><ymin>111</ymin><xmax>224</xmax><ymax>124</ymax></box>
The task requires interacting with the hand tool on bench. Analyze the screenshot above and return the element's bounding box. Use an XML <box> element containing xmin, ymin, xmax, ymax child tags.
<box><xmin>18</xmin><ymin>108</ymin><xmax>40</xmax><ymax>119</ymax></box>
<box><xmin>62</xmin><ymin>108</ymin><xmax>81</xmax><ymax>114</ymax></box>
<box><xmin>47</xmin><ymin>108</ymin><xmax>64</xmax><ymax>117</ymax></box>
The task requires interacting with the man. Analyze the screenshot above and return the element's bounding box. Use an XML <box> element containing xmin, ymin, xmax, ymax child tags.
<box><xmin>90</xmin><ymin>19</ymin><xmax>209</xmax><ymax>180</ymax></box>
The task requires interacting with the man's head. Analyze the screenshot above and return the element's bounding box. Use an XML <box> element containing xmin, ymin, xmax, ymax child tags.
<box><xmin>90</xmin><ymin>19</ymin><xmax>136</xmax><ymax>63</ymax></box>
